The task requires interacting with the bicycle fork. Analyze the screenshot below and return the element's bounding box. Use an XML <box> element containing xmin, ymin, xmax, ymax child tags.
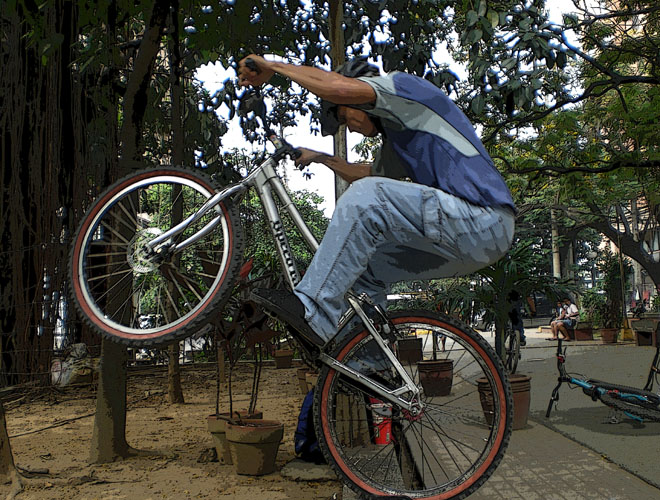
<box><xmin>318</xmin><ymin>294</ymin><xmax>423</xmax><ymax>415</ymax></box>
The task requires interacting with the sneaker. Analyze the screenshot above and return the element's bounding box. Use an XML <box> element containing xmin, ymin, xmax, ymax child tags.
<box><xmin>250</xmin><ymin>288</ymin><xmax>326</xmax><ymax>348</ymax></box>
<box><xmin>520</xmin><ymin>337</ymin><xmax>527</xmax><ymax>346</ymax></box>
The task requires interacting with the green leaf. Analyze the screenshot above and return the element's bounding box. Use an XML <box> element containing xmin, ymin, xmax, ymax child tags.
<box><xmin>557</xmin><ymin>51</ymin><xmax>567</xmax><ymax>68</ymax></box>
<box><xmin>502</xmin><ymin>57</ymin><xmax>517</xmax><ymax>70</ymax></box>
<box><xmin>477</xmin><ymin>0</ymin><xmax>487</xmax><ymax>17</ymax></box>
<box><xmin>487</xmin><ymin>10</ymin><xmax>499</xmax><ymax>29</ymax></box>
<box><xmin>466</xmin><ymin>10</ymin><xmax>478</xmax><ymax>27</ymax></box>
<box><xmin>471</xmin><ymin>94</ymin><xmax>486</xmax><ymax>115</ymax></box>
<box><xmin>467</xmin><ymin>29</ymin><xmax>483</xmax><ymax>45</ymax></box>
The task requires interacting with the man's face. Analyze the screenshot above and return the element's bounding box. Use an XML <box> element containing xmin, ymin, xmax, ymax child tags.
<box><xmin>337</xmin><ymin>106</ymin><xmax>378</xmax><ymax>137</ymax></box>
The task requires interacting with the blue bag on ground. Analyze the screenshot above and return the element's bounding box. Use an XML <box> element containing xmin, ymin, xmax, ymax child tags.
<box><xmin>294</xmin><ymin>388</ymin><xmax>326</xmax><ymax>464</ymax></box>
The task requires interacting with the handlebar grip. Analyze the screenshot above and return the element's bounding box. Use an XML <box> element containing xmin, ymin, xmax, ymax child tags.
<box><xmin>245</xmin><ymin>57</ymin><xmax>261</xmax><ymax>74</ymax></box>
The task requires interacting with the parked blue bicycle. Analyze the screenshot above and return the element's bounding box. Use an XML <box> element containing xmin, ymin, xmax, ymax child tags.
<box><xmin>546</xmin><ymin>337</ymin><xmax>660</xmax><ymax>422</ymax></box>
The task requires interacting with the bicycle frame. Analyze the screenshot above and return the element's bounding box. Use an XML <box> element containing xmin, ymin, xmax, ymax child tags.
<box><xmin>145</xmin><ymin>140</ymin><xmax>423</xmax><ymax>412</ymax></box>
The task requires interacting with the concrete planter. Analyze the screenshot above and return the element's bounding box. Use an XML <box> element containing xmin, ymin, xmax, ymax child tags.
<box><xmin>631</xmin><ymin>318</ymin><xmax>659</xmax><ymax>346</ymax></box>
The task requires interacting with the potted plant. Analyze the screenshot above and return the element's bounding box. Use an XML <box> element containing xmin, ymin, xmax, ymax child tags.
<box><xmin>593</xmin><ymin>250</ymin><xmax>632</xmax><ymax>344</ymax></box>
<box><xmin>208</xmin><ymin>315</ymin><xmax>265</xmax><ymax>465</ymax></box>
<box><xmin>207</xmin><ymin>273</ymin><xmax>277</xmax><ymax>466</ymax></box>
<box><xmin>574</xmin><ymin>290</ymin><xmax>605</xmax><ymax>341</ymax></box>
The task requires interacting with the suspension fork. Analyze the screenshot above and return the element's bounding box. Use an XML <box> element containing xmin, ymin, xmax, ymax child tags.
<box><xmin>546</xmin><ymin>341</ymin><xmax>568</xmax><ymax>417</ymax></box>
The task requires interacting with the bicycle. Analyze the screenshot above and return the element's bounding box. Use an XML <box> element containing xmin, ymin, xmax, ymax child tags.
<box><xmin>69</xmin><ymin>85</ymin><xmax>513</xmax><ymax>499</ymax></box>
<box><xmin>545</xmin><ymin>337</ymin><xmax>660</xmax><ymax>423</ymax></box>
<box><xmin>503</xmin><ymin>323</ymin><xmax>521</xmax><ymax>374</ymax></box>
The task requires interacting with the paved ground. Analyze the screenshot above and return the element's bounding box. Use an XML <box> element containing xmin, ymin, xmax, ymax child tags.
<box><xmin>341</xmin><ymin>326</ymin><xmax>660</xmax><ymax>499</ymax></box>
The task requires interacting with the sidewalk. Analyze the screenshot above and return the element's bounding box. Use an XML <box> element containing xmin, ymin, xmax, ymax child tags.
<box><xmin>344</xmin><ymin>330</ymin><xmax>660</xmax><ymax>499</ymax></box>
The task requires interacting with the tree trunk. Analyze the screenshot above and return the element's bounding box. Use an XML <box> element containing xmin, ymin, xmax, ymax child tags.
<box><xmin>168</xmin><ymin>343</ymin><xmax>185</xmax><ymax>404</ymax></box>
<box><xmin>90</xmin><ymin>339</ymin><xmax>131</xmax><ymax>463</ymax></box>
<box><xmin>551</xmin><ymin>208</ymin><xmax>562</xmax><ymax>279</ymax></box>
<box><xmin>0</xmin><ymin>401</ymin><xmax>21</xmax><ymax>496</ymax></box>
<box><xmin>166</xmin><ymin>8</ymin><xmax>185</xmax><ymax>405</ymax></box>
<box><xmin>585</xmin><ymin>202</ymin><xmax>660</xmax><ymax>290</ymax></box>
<box><xmin>329</xmin><ymin>0</ymin><xmax>349</xmax><ymax>201</ymax></box>
<box><xmin>91</xmin><ymin>0</ymin><xmax>173</xmax><ymax>462</ymax></box>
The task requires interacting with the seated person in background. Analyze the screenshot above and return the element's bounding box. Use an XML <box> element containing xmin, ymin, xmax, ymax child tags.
<box><xmin>551</xmin><ymin>298</ymin><xmax>579</xmax><ymax>341</ymax></box>
<box><xmin>548</xmin><ymin>301</ymin><xmax>567</xmax><ymax>341</ymax></box>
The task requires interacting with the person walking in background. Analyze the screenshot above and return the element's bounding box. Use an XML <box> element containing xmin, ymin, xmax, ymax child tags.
<box><xmin>507</xmin><ymin>290</ymin><xmax>527</xmax><ymax>346</ymax></box>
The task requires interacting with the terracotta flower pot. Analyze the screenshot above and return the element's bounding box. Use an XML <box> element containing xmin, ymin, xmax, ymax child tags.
<box><xmin>207</xmin><ymin>410</ymin><xmax>263</xmax><ymax>465</ymax></box>
<box><xmin>573</xmin><ymin>322</ymin><xmax>594</xmax><ymax>341</ymax></box>
<box><xmin>226</xmin><ymin>419</ymin><xmax>284</xmax><ymax>475</ymax></box>
<box><xmin>274</xmin><ymin>349</ymin><xmax>294</xmax><ymax>369</ymax></box>
<box><xmin>597</xmin><ymin>327</ymin><xmax>619</xmax><ymax>344</ymax></box>
<box><xmin>477</xmin><ymin>373</ymin><xmax>531</xmax><ymax>430</ymax></box>
<box><xmin>396</xmin><ymin>337</ymin><xmax>423</xmax><ymax>364</ymax></box>
<box><xmin>417</xmin><ymin>359</ymin><xmax>453</xmax><ymax>397</ymax></box>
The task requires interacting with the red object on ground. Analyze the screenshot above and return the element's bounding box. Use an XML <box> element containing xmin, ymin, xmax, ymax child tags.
<box><xmin>368</xmin><ymin>397</ymin><xmax>392</xmax><ymax>445</ymax></box>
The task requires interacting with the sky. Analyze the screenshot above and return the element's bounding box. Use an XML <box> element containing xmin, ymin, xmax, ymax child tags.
<box><xmin>194</xmin><ymin>0</ymin><xmax>580</xmax><ymax>218</ymax></box>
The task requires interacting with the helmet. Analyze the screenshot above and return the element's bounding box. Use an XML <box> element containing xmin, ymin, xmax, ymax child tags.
<box><xmin>320</xmin><ymin>59</ymin><xmax>380</xmax><ymax>136</ymax></box>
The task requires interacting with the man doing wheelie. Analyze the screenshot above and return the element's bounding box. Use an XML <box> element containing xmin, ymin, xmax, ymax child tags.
<box><xmin>237</xmin><ymin>55</ymin><xmax>516</xmax><ymax>348</ymax></box>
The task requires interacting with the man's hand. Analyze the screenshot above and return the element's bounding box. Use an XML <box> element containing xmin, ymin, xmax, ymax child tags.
<box><xmin>295</xmin><ymin>148</ymin><xmax>327</xmax><ymax>168</ymax></box>
<box><xmin>238</xmin><ymin>55</ymin><xmax>275</xmax><ymax>87</ymax></box>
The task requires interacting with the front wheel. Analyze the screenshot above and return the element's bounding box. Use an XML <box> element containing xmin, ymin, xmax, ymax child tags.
<box><xmin>69</xmin><ymin>166</ymin><xmax>244</xmax><ymax>346</ymax></box>
<box><xmin>314</xmin><ymin>310</ymin><xmax>513</xmax><ymax>499</ymax></box>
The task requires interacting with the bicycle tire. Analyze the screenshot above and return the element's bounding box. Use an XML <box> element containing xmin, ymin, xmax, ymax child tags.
<box><xmin>504</xmin><ymin>328</ymin><xmax>520</xmax><ymax>374</ymax></box>
<box><xmin>69</xmin><ymin>166</ymin><xmax>244</xmax><ymax>346</ymax></box>
<box><xmin>314</xmin><ymin>310</ymin><xmax>513</xmax><ymax>499</ymax></box>
<box><xmin>599</xmin><ymin>390</ymin><xmax>660</xmax><ymax>422</ymax></box>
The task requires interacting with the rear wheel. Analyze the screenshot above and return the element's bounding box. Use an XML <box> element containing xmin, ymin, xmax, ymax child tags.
<box><xmin>503</xmin><ymin>327</ymin><xmax>520</xmax><ymax>374</ymax></box>
<box><xmin>69</xmin><ymin>167</ymin><xmax>244</xmax><ymax>346</ymax></box>
<box><xmin>314</xmin><ymin>310</ymin><xmax>512</xmax><ymax>499</ymax></box>
<box><xmin>600</xmin><ymin>390</ymin><xmax>660</xmax><ymax>422</ymax></box>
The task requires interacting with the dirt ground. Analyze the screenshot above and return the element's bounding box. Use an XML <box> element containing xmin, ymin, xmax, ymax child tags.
<box><xmin>1</xmin><ymin>363</ymin><xmax>341</xmax><ymax>500</ymax></box>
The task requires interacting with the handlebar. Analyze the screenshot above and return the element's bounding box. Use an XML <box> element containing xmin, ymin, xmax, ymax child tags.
<box><xmin>239</xmin><ymin>60</ymin><xmax>303</xmax><ymax>166</ymax></box>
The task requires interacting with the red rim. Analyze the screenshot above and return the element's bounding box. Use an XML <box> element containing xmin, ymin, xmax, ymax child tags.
<box><xmin>72</xmin><ymin>169</ymin><xmax>235</xmax><ymax>341</ymax></box>
<box><xmin>319</xmin><ymin>315</ymin><xmax>508</xmax><ymax>499</ymax></box>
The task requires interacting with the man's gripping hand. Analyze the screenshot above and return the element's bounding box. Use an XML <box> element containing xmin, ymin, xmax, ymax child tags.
<box><xmin>238</xmin><ymin>55</ymin><xmax>275</xmax><ymax>88</ymax></box>
<box><xmin>294</xmin><ymin>148</ymin><xmax>327</xmax><ymax>169</ymax></box>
